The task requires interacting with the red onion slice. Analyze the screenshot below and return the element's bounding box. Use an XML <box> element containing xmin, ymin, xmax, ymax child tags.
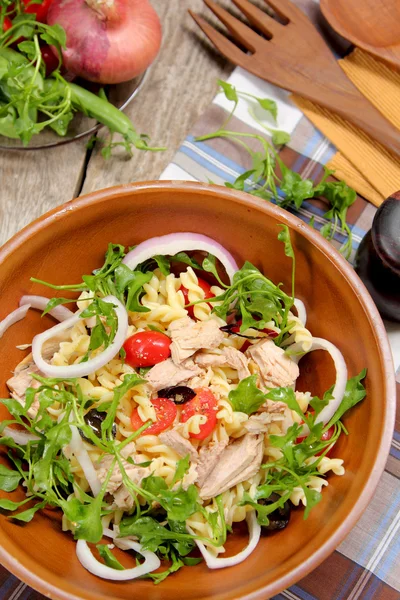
<box><xmin>20</xmin><ymin>295</ymin><xmax>74</xmax><ymax>322</ymax></box>
<box><xmin>0</xmin><ymin>304</ymin><xmax>31</xmax><ymax>339</ymax></box>
<box><xmin>1</xmin><ymin>426</ymin><xmax>40</xmax><ymax>445</ymax></box>
<box><xmin>68</xmin><ymin>418</ymin><xmax>101</xmax><ymax>496</ymax></box>
<box><xmin>293</xmin><ymin>298</ymin><xmax>307</xmax><ymax>325</ymax></box>
<box><xmin>32</xmin><ymin>295</ymin><xmax>128</xmax><ymax>379</ymax></box>
<box><xmin>187</xmin><ymin>510</ymin><xmax>260</xmax><ymax>569</ymax></box>
<box><xmin>76</xmin><ymin>533</ymin><xmax>160</xmax><ymax>580</ymax></box>
<box><xmin>122</xmin><ymin>233</ymin><xmax>239</xmax><ymax>283</ymax></box>
<box><xmin>289</xmin><ymin>337</ymin><xmax>348</xmax><ymax>435</ymax></box>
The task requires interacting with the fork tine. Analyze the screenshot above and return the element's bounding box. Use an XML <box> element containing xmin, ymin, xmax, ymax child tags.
<box><xmin>203</xmin><ymin>0</ymin><xmax>262</xmax><ymax>52</ymax></box>
<box><xmin>263</xmin><ymin>0</ymin><xmax>304</xmax><ymax>23</ymax></box>
<box><xmin>231</xmin><ymin>0</ymin><xmax>283</xmax><ymax>37</ymax></box>
<box><xmin>189</xmin><ymin>11</ymin><xmax>250</xmax><ymax>66</ymax></box>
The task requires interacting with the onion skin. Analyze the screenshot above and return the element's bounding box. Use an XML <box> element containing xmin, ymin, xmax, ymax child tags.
<box><xmin>47</xmin><ymin>0</ymin><xmax>162</xmax><ymax>84</ymax></box>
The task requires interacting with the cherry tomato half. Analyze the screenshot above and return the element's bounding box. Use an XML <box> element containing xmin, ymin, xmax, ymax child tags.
<box><xmin>3</xmin><ymin>17</ymin><xmax>12</xmax><ymax>32</ymax></box>
<box><xmin>123</xmin><ymin>331</ymin><xmax>171</xmax><ymax>368</ymax></box>
<box><xmin>180</xmin><ymin>388</ymin><xmax>218</xmax><ymax>440</ymax></box>
<box><xmin>22</xmin><ymin>0</ymin><xmax>53</xmax><ymax>23</ymax></box>
<box><xmin>179</xmin><ymin>277</ymin><xmax>214</xmax><ymax>319</ymax></box>
<box><xmin>131</xmin><ymin>397</ymin><xmax>177</xmax><ymax>436</ymax></box>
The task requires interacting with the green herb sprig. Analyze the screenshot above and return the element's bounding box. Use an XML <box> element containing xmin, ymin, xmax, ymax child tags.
<box><xmin>196</xmin><ymin>80</ymin><xmax>356</xmax><ymax>259</ymax></box>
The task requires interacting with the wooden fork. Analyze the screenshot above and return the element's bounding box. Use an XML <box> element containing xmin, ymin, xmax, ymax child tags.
<box><xmin>189</xmin><ymin>0</ymin><xmax>400</xmax><ymax>157</ymax></box>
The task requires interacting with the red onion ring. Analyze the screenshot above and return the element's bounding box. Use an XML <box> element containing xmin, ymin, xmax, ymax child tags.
<box><xmin>122</xmin><ymin>233</ymin><xmax>239</xmax><ymax>283</ymax></box>
<box><xmin>20</xmin><ymin>295</ymin><xmax>74</xmax><ymax>322</ymax></box>
<box><xmin>76</xmin><ymin>529</ymin><xmax>160</xmax><ymax>580</ymax></box>
<box><xmin>293</xmin><ymin>299</ymin><xmax>307</xmax><ymax>325</ymax></box>
<box><xmin>187</xmin><ymin>510</ymin><xmax>260</xmax><ymax>569</ymax></box>
<box><xmin>32</xmin><ymin>295</ymin><xmax>128</xmax><ymax>379</ymax></box>
<box><xmin>0</xmin><ymin>304</ymin><xmax>31</xmax><ymax>339</ymax></box>
<box><xmin>68</xmin><ymin>416</ymin><xmax>101</xmax><ymax>496</ymax></box>
<box><xmin>290</xmin><ymin>337</ymin><xmax>348</xmax><ymax>435</ymax></box>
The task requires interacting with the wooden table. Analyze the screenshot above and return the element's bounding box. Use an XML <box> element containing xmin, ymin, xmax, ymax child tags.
<box><xmin>0</xmin><ymin>0</ymin><xmax>233</xmax><ymax>247</ymax></box>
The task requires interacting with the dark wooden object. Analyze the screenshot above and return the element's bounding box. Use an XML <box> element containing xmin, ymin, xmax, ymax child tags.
<box><xmin>355</xmin><ymin>191</ymin><xmax>400</xmax><ymax>322</ymax></box>
<box><xmin>189</xmin><ymin>0</ymin><xmax>400</xmax><ymax>157</ymax></box>
<box><xmin>321</xmin><ymin>0</ymin><xmax>400</xmax><ymax>70</ymax></box>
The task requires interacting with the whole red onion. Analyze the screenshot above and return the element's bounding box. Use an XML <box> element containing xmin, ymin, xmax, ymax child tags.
<box><xmin>47</xmin><ymin>0</ymin><xmax>162</xmax><ymax>84</ymax></box>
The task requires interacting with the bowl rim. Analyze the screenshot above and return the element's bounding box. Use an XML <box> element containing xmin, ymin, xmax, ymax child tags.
<box><xmin>0</xmin><ymin>180</ymin><xmax>396</xmax><ymax>600</ymax></box>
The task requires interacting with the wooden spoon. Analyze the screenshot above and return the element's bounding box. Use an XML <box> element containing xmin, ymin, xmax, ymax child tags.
<box><xmin>321</xmin><ymin>0</ymin><xmax>400</xmax><ymax>69</ymax></box>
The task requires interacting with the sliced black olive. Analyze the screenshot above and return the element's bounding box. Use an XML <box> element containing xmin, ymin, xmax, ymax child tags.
<box><xmin>157</xmin><ymin>386</ymin><xmax>196</xmax><ymax>404</ymax></box>
<box><xmin>79</xmin><ymin>408</ymin><xmax>117</xmax><ymax>444</ymax></box>
<box><xmin>259</xmin><ymin>492</ymin><xmax>291</xmax><ymax>531</ymax></box>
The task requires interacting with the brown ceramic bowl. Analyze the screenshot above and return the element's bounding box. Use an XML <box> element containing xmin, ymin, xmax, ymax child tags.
<box><xmin>0</xmin><ymin>181</ymin><xmax>395</xmax><ymax>600</ymax></box>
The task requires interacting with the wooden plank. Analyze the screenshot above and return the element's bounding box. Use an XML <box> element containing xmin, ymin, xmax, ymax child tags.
<box><xmin>81</xmin><ymin>0</ymin><xmax>233</xmax><ymax>193</ymax></box>
<box><xmin>0</xmin><ymin>139</ymin><xmax>88</xmax><ymax>247</ymax></box>
<box><xmin>0</xmin><ymin>0</ymin><xmax>233</xmax><ymax>247</ymax></box>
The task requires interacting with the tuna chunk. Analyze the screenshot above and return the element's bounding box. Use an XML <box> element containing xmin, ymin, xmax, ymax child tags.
<box><xmin>7</xmin><ymin>354</ymin><xmax>42</xmax><ymax>418</ymax></box>
<box><xmin>97</xmin><ymin>454</ymin><xmax>150</xmax><ymax>510</ymax></box>
<box><xmin>244</xmin><ymin>411</ymin><xmax>284</xmax><ymax>434</ymax></box>
<box><xmin>223</xmin><ymin>347</ymin><xmax>251</xmax><ymax>380</ymax></box>
<box><xmin>194</xmin><ymin>353</ymin><xmax>227</xmax><ymax>368</ymax></box>
<box><xmin>159</xmin><ymin>430</ymin><xmax>198</xmax><ymax>461</ymax></box>
<box><xmin>169</xmin><ymin>317</ymin><xmax>224</xmax><ymax>363</ymax></box>
<box><xmin>196</xmin><ymin>439</ymin><xmax>228</xmax><ymax>487</ymax></box>
<box><xmin>199</xmin><ymin>434</ymin><xmax>263</xmax><ymax>499</ymax></box>
<box><xmin>245</xmin><ymin>339</ymin><xmax>299</xmax><ymax>389</ymax></box>
<box><xmin>6</xmin><ymin>333</ymin><xmax>72</xmax><ymax>419</ymax></box>
<box><xmin>146</xmin><ymin>358</ymin><xmax>202</xmax><ymax>391</ymax></box>
<box><xmin>194</xmin><ymin>348</ymin><xmax>250</xmax><ymax>381</ymax></box>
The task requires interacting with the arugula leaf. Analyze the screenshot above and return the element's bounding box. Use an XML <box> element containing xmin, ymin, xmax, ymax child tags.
<box><xmin>32</xmin><ymin>421</ymin><xmax>71</xmax><ymax>491</ymax></box>
<box><xmin>271</xmin><ymin>130</ymin><xmax>290</xmax><ymax>146</ymax></box>
<box><xmin>158</xmin><ymin>484</ymin><xmax>200</xmax><ymax>522</ymax></box>
<box><xmin>10</xmin><ymin>500</ymin><xmax>47</xmax><ymax>523</ymax></box>
<box><xmin>279</xmin><ymin>161</ymin><xmax>314</xmax><ymax>209</ymax></box>
<box><xmin>326</xmin><ymin>369</ymin><xmax>367</xmax><ymax>429</ymax></box>
<box><xmin>97</xmin><ymin>545</ymin><xmax>125</xmax><ymax>570</ymax></box>
<box><xmin>114</xmin><ymin>265</ymin><xmax>152</xmax><ymax>313</ymax></box>
<box><xmin>40</xmin><ymin>23</ymin><xmax>66</xmax><ymax>49</ymax></box>
<box><xmin>255</xmin><ymin>97</ymin><xmax>277</xmax><ymax>122</ymax></box>
<box><xmin>119</xmin><ymin>516</ymin><xmax>195</xmax><ymax>552</ymax></box>
<box><xmin>228</xmin><ymin>375</ymin><xmax>267</xmax><ymax>415</ymax></box>
<box><xmin>0</xmin><ymin>464</ymin><xmax>22</xmax><ymax>491</ymax></box>
<box><xmin>172</xmin><ymin>252</ymin><xmax>202</xmax><ymax>270</ymax></box>
<box><xmin>202</xmin><ymin>254</ymin><xmax>226</xmax><ymax>287</ymax></box>
<box><xmin>0</xmin><ymin>497</ymin><xmax>31</xmax><ymax>511</ymax></box>
<box><xmin>240</xmin><ymin>492</ymin><xmax>290</xmax><ymax>526</ymax></box>
<box><xmin>142</xmin><ymin>475</ymin><xmax>168</xmax><ymax>495</ymax></box>
<box><xmin>171</xmin><ymin>454</ymin><xmax>190</xmax><ymax>486</ymax></box>
<box><xmin>277</xmin><ymin>224</ymin><xmax>295</xmax><ymax>299</ymax></box>
<box><xmin>266</xmin><ymin>387</ymin><xmax>303</xmax><ymax>419</ymax></box>
<box><xmin>217</xmin><ymin>79</ymin><xmax>238</xmax><ymax>103</ymax></box>
<box><xmin>149</xmin><ymin>552</ymin><xmax>184</xmax><ymax>584</ymax></box>
<box><xmin>101</xmin><ymin>374</ymin><xmax>144</xmax><ymax>440</ymax></box>
<box><xmin>59</xmin><ymin>495</ymin><xmax>104</xmax><ymax>543</ymax></box>
<box><xmin>42</xmin><ymin>297</ymin><xmax>74</xmax><ymax>317</ymax></box>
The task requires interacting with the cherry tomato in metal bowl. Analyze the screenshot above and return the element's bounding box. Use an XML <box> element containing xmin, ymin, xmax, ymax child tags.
<box><xmin>123</xmin><ymin>331</ymin><xmax>171</xmax><ymax>368</ymax></box>
<box><xmin>130</xmin><ymin>397</ymin><xmax>177</xmax><ymax>436</ymax></box>
<box><xmin>22</xmin><ymin>0</ymin><xmax>53</xmax><ymax>23</ymax></box>
<box><xmin>180</xmin><ymin>388</ymin><xmax>218</xmax><ymax>440</ymax></box>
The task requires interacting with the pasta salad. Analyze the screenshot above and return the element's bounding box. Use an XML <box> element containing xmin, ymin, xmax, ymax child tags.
<box><xmin>0</xmin><ymin>228</ymin><xmax>366</xmax><ymax>582</ymax></box>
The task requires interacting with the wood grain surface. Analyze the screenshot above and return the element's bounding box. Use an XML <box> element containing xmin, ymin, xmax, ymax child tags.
<box><xmin>0</xmin><ymin>0</ymin><xmax>233</xmax><ymax>247</ymax></box>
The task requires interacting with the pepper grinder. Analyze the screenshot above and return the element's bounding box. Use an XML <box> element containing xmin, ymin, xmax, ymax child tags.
<box><xmin>354</xmin><ymin>191</ymin><xmax>400</xmax><ymax>322</ymax></box>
